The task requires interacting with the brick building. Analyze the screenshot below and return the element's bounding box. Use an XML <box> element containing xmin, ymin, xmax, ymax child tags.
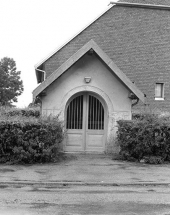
<box><xmin>33</xmin><ymin>0</ymin><xmax>170</xmax><ymax>152</ymax></box>
<box><xmin>34</xmin><ymin>0</ymin><xmax>170</xmax><ymax>113</ymax></box>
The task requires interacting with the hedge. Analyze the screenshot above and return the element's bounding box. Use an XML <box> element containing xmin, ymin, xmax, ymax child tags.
<box><xmin>0</xmin><ymin>116</ymin><xmax>64</xmax><ymax>164</ymax></box>
<box><xmin>117</xmin><ymin>115</ymin><xmax>170</xmax><ymax>164</ymax></box>
<box><xmin>1</xmin><ymin>107</ymin><xmax>40</xmax><ymax>118</ymax></box>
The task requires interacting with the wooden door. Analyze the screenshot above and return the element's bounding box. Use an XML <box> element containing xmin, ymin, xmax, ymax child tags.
<box><xmin>65</xmin><ymin>93</ymin><xmax>105</xmax><ymax>152</ymax></box>
<box><xmin>85</xmin><ymin>94</ymin><xmax>105</xmax><ymax>152</ymax></box>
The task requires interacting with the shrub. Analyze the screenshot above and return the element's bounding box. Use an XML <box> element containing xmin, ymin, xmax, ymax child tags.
<box><xmin>117</xmin><ymin>115</ymin><xmax>170</xmax><ymax>164</ymax></box>
<box><xmin>0</xmin><ymin>107</ymin><xmax>40</xmax><ymax>118</ymax></box>
<box><xmin>0</xmin><ymin>116</ymin><xmax>64</xmax><ymax>164</ymax></box>
<box><xmin>132</xmin><ymin>112</ymin><xmax>158</xmax><ymax>120</ymax></box>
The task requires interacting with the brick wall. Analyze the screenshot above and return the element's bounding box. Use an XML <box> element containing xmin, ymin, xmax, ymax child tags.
<box><xmin>44</xmin><ymin>4</ymin><xmax>170</xmax><ymax>112</ymax></box>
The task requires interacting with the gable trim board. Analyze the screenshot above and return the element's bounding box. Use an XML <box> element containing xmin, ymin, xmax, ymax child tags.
<box><xmin>33</xmin><ymin>40</ymin><xmax>145</xmax><ymax>103</ymax></box>
<box><xmin>110</xmin><ymin>2</ymin><xmax>170</xmax><ymax>10</ymax></box>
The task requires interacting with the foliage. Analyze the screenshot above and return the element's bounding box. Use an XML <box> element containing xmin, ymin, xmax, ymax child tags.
<box><xmin>0</xmin><ymin>107</ymin><xmax>40</xmax><ymax>118</ymax></box>
<box><xmin>0</xmin><ymin>57</ymin><xmax>24</xmax><ymax>106</ymax></box>
<box><xmin>132</xmin><ymin>112</ymin><xmax>157</xmax><ymax>120</ymax></box>
<box><xmin>28</xmin><ymin>102</ymin><xmax>41</xmax><ymax>108</ymax></box>
<box><xmin>116</xmin><ymin>114</ymin><xmax>170</xmax><ymax>164</ymax></box>
<box><xmin>0</xmin><ymin>116</ymin><xmax>64</xmax><ymax>164</ymax></box>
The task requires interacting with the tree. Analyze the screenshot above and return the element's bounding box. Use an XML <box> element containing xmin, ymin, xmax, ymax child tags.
<box><xmin>0</xmin><ymin>57</ymin><xmax>24</xmax><ymax>106</ymax></box>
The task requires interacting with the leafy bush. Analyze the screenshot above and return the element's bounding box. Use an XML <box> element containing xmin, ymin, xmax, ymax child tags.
<box><xmin>117</xmin><ymin>115</ymin><xmax>170</xmax><ymax>164</ymax></box>
<box><xmin>0</xmin><ymin>116</ymin><xmax>64</xmax><ymax>164</ymax></box>
<box><xmin>132</xmin><ymin>112</ymin><xmax>157</xmax><ymax>120</ymax></box>
<box><xmin>0</xmin><ymin>107</ymin><xmax>40</xmax><ymax>118</ymax></box>
<box><xmin>143</xmin><ymin>156</ymin><xmax>164</xmax><ymax>164</ymax></box>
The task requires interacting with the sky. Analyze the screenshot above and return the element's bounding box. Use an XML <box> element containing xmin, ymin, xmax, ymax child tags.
<box><xmin>0</xmin><ymin>0</ymin><xmax>117</xmax><ymax>107</ymax></box>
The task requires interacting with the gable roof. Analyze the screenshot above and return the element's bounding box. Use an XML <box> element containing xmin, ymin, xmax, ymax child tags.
<box><xmin>35</xmin><ymin>1</ymin><xmax>170</xmax><ymax>72</ymax></box>
<box><xmin>33</xmin><ymin>40</ymin><xmax>145</xmax><ymax>103</ymax></box>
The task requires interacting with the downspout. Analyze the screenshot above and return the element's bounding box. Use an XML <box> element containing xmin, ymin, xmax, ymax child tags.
<box><xmin>132</xmin><ymin>98</ymin><xmax>139</xmax><ymax>107</ymax></box>
<box><xmin>34</xmin><ymin>68</ymin><xmax>46</xmax><ymax>114</ymax></box>
<box><xmin>33</xmin><ymin>95</ymin><xmax>43</xmax><ymax>116</ymax></box>
<box><xmin>129</xmin><ymin>93</ymin><xmax>146</xmax><ymax>107</ymax></box>
<box><xmin>128</xmin><ymin>92</ymin><xmax>139</xmax><ymax>107</ymax></box>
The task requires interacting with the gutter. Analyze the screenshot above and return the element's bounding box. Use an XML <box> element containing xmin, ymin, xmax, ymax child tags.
<box><xmin>35</xmin><ymin>68</ymin><xmax>46</xmax><ymax>83</ymax></box>
<box><xmin>110</xmin><ymin>2</ymin><xmax>170</xmax><ymax>10</ymax></box>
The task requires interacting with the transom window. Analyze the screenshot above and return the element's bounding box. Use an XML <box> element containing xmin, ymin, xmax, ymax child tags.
<box><xmin>155</xmin><ymin>83</ymin><xmax>164</xmax><ymax>100</ymax></box>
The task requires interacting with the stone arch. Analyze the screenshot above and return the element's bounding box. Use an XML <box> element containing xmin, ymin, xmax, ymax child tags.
<box><xmin>59</xmin><ymin>85</ymin><xmax>114</xmax><ymax>119</ymax></box>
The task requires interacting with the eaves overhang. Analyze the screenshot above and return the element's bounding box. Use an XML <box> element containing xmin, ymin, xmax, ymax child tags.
<box><xmin>33</xmin><ymin>39</ymin><xmax>145</xmax><ymax>103</ymax></box>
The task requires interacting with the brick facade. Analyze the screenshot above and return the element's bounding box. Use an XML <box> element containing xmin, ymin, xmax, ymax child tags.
<box><xmin>42</xmin><ymin>1</ymin><xmax>170</xmax><ymax>112</ymax></box>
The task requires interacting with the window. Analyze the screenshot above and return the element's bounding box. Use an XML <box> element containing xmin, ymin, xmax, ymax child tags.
<box><xmin>155</xmin><ymin>83</ymin><xmax>164</xmax><ymax>100</ymax></box>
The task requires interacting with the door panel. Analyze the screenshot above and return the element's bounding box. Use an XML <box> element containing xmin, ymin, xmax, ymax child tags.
<box><xmin>65</xmin><ymin>93</ymin><xmax>105</xmax><ymax>152</ymax></box>
<box><xmin>66</xmin><ymin>131</ymin><xmax>84</xmax><ymax>151</ymax></box>
<box><xmin>65</xmin><ymin>95</ymin><xmax>84</xmax><ymax>151</ymax></box>
<box><xmin>86</xmin><ymin>133</ymin><xmax>104</xmax><ymax>151</ymax></box>
<box><xmin>86</xmin><ymin>94</ymin><xmax>105</xmax><ymax>151</ymax></box>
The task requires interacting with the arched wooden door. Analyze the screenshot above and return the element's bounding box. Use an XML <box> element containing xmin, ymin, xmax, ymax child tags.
<box><xmin>65</xmin><ymin>92</ymin><xmax>106</xmax><ymax>152</ymax></box>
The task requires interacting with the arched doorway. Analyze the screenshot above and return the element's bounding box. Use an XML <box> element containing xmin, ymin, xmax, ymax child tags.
<box><xmin>65</xmin><ymin>92</ymin><xmax>107</xmax><ymax>152</ymax></box>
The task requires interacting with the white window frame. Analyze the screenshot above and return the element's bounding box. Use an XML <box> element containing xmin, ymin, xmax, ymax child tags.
<box><xmin>155</xmin><ymin>83</ymin><xmax>164</xmax><ymax>100</ymax></box>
